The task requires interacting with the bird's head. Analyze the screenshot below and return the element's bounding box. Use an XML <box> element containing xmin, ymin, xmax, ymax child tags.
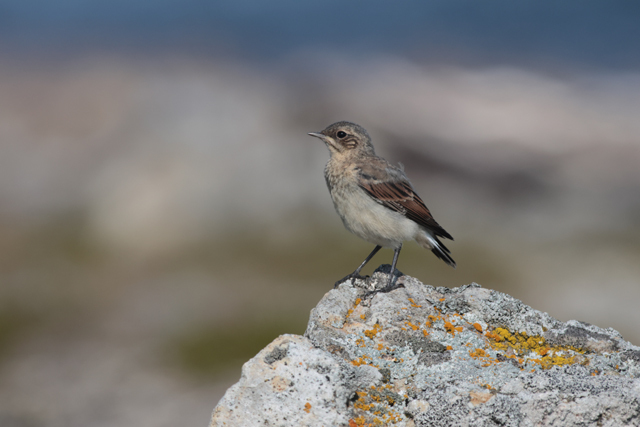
<box><xmin>308</xmin><ymin>121</ymin><xmax>375</xmax><ymax>157</ymax></box>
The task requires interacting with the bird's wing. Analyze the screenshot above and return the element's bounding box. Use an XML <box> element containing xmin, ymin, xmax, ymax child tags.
<box><xmin>357</xmin><ymin>162</ymin><xmax>453</xmax><ymax>240</ymax></box>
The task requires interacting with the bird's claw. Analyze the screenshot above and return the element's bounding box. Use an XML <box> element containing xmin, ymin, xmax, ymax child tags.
<box><xmin>363</xmin><ymin>271</ymin><xmax>404</xmax><ymax>298</ymax></box>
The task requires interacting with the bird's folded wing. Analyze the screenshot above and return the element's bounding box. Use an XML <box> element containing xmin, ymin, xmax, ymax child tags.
<box><xmin>357</xmin><ymin>168</ymin><xmax>453</xmax><ymax>240</ymax></box>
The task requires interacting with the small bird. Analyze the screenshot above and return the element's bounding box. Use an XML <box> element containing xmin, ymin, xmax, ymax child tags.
<box><xmin>309</xmin><ymin>121</ymin><xmax>455</xmax><ymax>292</ymax></box>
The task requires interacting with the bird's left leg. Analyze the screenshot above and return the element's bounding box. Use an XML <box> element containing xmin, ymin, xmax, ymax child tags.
<box><xmin>334</xmin><ymin>245</ymin><xmax>382</xmax><ymax>288</ymax></box>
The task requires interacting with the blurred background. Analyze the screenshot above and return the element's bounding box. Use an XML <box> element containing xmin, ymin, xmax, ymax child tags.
<box><xmin>1</xmin><ymin>1</ymin><xmax>639</xmax><ymax>425</ymax></box>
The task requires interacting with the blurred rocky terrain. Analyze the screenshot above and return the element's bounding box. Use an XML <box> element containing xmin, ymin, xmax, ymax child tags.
<box><xmin>0</xmin><ymin>54</ymin><xmax>639</xmax><ymax>426</ymax></box>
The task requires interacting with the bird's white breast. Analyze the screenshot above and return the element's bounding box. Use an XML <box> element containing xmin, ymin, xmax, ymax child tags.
<box><xmin>329</xmin><ymin>182</ymin><xmax>420</xmax><ymax>248</ymax></box>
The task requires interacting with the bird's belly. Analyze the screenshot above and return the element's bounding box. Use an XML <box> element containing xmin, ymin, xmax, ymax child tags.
<box><xmin>331</xmin><ymin>187</ymin><xmax>419</xmax><ymax>248</ymax></box>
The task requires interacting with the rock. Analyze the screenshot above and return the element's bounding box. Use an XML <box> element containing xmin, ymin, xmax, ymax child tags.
<box><xmin>210</xmin><ymin>266</ymin><xmax>640</xmax><ymax>426</ymax></box>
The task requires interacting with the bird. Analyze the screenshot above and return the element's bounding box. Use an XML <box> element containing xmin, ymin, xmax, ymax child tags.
<box><xmin>308</xmin><ymin>121</ymin><xmax>455</xmax><ymax>292</ymax></box>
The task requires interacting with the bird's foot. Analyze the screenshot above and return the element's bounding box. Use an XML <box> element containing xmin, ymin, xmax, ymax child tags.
<box><xmin>376</xmin><ymin>278</ymin><xmax>405</xmax><ymax>294</ymax></box>
<box><xmin>363</xmin><ymin>264</ymin><xmax>405</xmax><ymax>297</ymax></box>
<box><xmin>334</xmin><ymin>273</ymin><xmax>367</xmax><ymax>289</ymax></box>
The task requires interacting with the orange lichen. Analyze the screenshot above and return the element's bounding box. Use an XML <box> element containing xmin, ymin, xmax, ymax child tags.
<box><xmin>473</xmin><ymin>323</ymin><xmax>483</xmax><ymax>332</ymax></box>
<box><xmin>469</xmin><ymin>348</ymin><xmax>487</xmax><ymax>358</ymax></box>
<box><xmin>423</xmin><ymin>310</ymin><xmax>468</xmax><ymax>337</ymax></box>
<box><xmin>444</xmin><ymin>322</ymin><xmax>455</xmax><ymax>334</ymax></box>
<box><xmin>304</xmin><ymin>402</ymin><xmax>311</xmax><ymax>413</ymax></box>
<box><xmin>469</xmin><ymin>347</ymin><xmax>500</xmax><ymax>367</ymax></box>
<box><xmin>485</xmin><ymin>330</ymin><xmax>503</xmax><ymax>342</ymax></box>
<box><xmin>346</xmin><ymin>298</ymin><xmax>362</xmax><ymax>319</ymax></box>
<box><xmin>351</xmin><ymin>355</ymin><xmax>374</xmax><ymax>367</ymax></box>
<box><xmin>537</xmin><ymin>347</ymin><xmax>550</xmax><ymax>356</ymax></box>
<box><xmin>364</xmin><ymin>323</ymin><xmax>383</xmax><ymax>340</ymax></box>
<box><xmin>446</xmin><ymin>345</ymin><xmax>453</xmax><ymax>350</ymax></box>
<box><xmin>405</xmin><ymin>321</ymin><xmax>419</xmax><ymax>331</ymax></box>
<box><xmin>408</xmin><ymin>298</ymin><xmax>422</xmax><ymax>308</ymax></box>
<box><xmin>354</xmin><ymin>401</ymin><xmax>374</xmax><ymax>411</ymax></box>
<box><xmin>350</xmin><ymin>385</ymin><xmax>405</xmax><ymax>426</ymax></box>
<box><xmin>349</xmin><ymin>417</ymin><xmax>369</xmax><ymax>427</ymax></box>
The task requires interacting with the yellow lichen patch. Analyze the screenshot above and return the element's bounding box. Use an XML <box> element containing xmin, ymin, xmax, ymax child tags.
<box><xmin>304</xmin><ymin>402</ymin><xmax>311</xmax><ymax>413</ymax></box>
<box><xmin>446</xmin><ymin>345</ymin><xmax>453</xmax><ymax>351</ymax></box>
<box><xmin>484</xmin><ymin>327</ymin><xmax>586</xmax><ymax>370</ymax></box>
<box><xmin>422</xmin><ymin>329</ymin><xmax>430</xmax><ymax>337</ymax></box>
<box><xmin>355</xmin><ymin>338</ymin><xmax>366</xmax><ymax>347</ymax></box>
<box><xmin>537</xmin><ymin>351</ymin><xmax>580</xmax><ymax>369</ymax></box>
<box><xmin>364</xmin><ymin>323</ymin><xmax>383</xmax><ymax>340</ymax></box>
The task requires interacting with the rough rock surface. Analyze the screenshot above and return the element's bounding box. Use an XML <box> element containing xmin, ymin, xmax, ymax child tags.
<box><xmin>210</xmin><ymin>266</ymin><xmax>640</xmax><ymax>426</ymax></box>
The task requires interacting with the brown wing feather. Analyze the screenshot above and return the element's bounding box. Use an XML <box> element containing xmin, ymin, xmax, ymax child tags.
<box><xmin>358</xmin><ymin>172</ymin><xmax>453</xmax><ymax>240</ymax></box>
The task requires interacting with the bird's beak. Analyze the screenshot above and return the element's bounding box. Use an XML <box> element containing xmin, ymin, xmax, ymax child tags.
<box><xmin>309</xmin><ymin>131</ymin><xmax>339</xmax><ymax>152</ymax></box>
<box><xmin>307</xmin><ymin>132</ymin><xmax>327</xmax><ymax>141</ymax></box>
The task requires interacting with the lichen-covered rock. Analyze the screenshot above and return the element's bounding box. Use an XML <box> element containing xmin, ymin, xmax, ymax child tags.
<box><xmin>210</xmin><ymin>266</ymin><xmax>640</xmax><ymax>426</ymax></box>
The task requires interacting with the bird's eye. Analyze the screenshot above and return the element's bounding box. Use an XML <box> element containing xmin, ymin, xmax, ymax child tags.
<box><xmin>336</xmin><ymin>131</ymin><xmax>347</xmax><ymax>138</ymax></box>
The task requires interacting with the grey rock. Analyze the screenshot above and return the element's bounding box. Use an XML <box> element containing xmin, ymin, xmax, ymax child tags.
<box><xmin>210</xmin><ymin>271</ymin><xmax>640</xmax><ymax>426</ymax></box>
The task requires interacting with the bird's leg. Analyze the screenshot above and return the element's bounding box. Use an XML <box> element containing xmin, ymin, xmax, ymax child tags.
<box><xmin>378</xmin><ymin>244</ymin><xmax>403</xmax><ymax>293</ymax></box>
<box><xmin>334</xmin><ymin>245</ymin><xmax>382</xmax><ymax>288</ymax></box>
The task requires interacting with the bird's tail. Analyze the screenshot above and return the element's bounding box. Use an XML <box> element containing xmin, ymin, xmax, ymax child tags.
<box><xmin>417</xmin><ymin>232</ymin><xmax>456</xmax><ymax>268</ymax></box>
